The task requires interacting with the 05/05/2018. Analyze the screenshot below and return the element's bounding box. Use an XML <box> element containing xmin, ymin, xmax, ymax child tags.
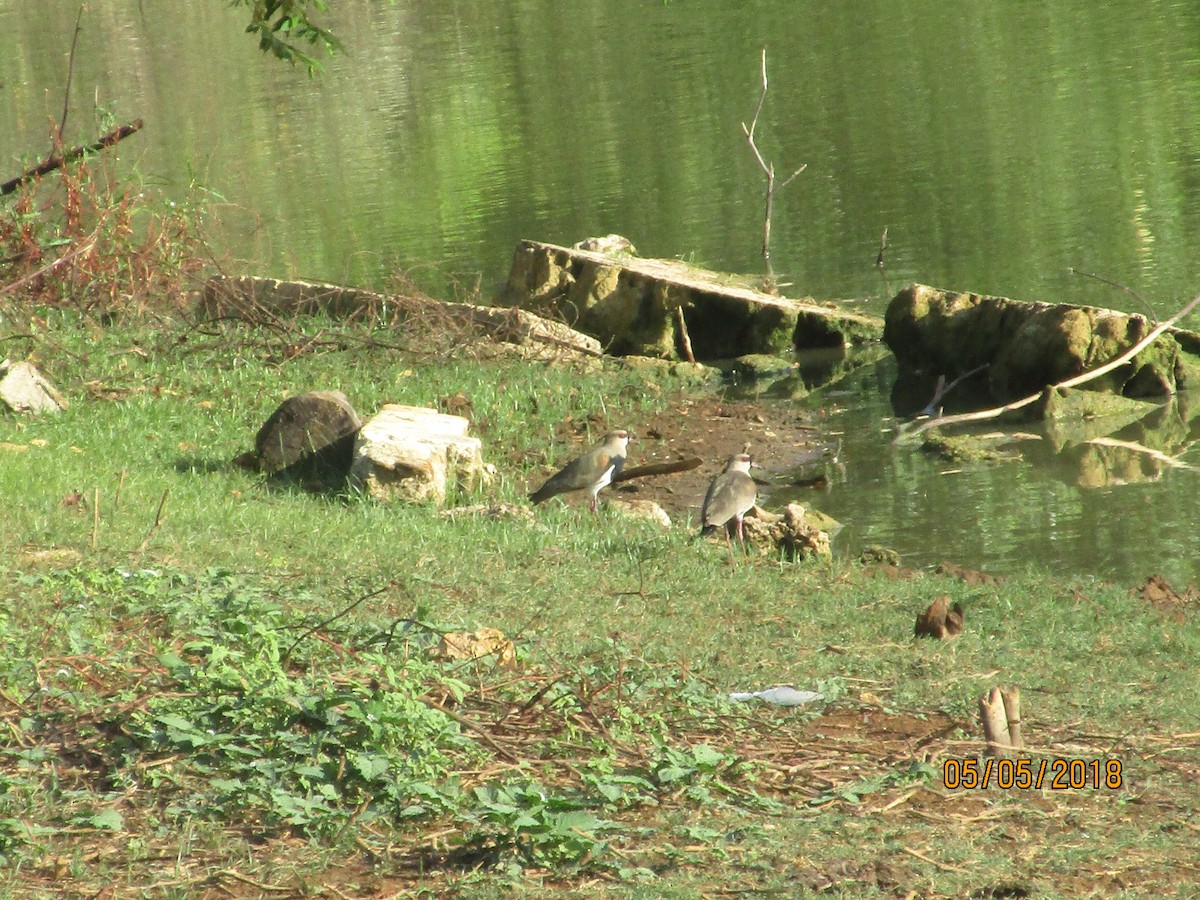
<box><xmin>943</xmin><ymin>757</ymin><xmax>1123</xmax><ymax>791</ymax></box>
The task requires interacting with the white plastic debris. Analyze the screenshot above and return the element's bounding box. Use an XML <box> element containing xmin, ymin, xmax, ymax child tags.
<box><xmin>729</xmin><ymin>686</ymin><xmax>824</xmax><ymax>707</ymax></box>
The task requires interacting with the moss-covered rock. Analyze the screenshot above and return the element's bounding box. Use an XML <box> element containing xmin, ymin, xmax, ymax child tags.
<box><xmin>885</xmin><ymin>283</ymin><xmax>1200</xmax><ymax>403</ymax></box>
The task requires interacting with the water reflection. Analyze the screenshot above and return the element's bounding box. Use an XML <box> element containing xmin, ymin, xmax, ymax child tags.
<box><xmin>777</xmin><ymin>357</ymin><xmax>1200</xmax><ymax>585</ymax></box>
<box><xmin>6</xmin><ymin>2</ymin><xmax>1200</xmax><ymax>311</ymax></box>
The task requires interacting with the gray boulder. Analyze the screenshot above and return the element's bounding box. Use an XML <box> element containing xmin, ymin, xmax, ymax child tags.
<box><xmin>250</xmin><ymin>390</ymin><xmax>362</xmax><ymax>478</ymax></box>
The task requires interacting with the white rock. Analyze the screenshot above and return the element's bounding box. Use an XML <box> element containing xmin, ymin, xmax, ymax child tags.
<box><xmin>0</xmin><ymin>359</ymin><xmax>67</xmax><ymax>414</ymax></box>
<box><xmin>349</xmin><ymin>404</ymin><xmax>492</xmax><ymax>505</ymax></box>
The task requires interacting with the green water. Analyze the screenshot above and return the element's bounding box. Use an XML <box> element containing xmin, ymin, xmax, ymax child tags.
<box><xmin>4</xmin><ymin>0</ymin><xmax>1200</xmax><ymax>581</ymax></box>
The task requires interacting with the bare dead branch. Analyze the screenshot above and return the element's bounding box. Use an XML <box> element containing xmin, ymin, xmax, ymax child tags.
<box><xmin>613</xmin><ymin>457</ymin><xmax>702</xmax><ymax>484</ymax></box>
<box><xmin>739</xmin><ymin>48</ymin><xmax>806</xmax><ymax>277</ymax></box>
<box><xmin>57</xmin><ymin>7</ymin><xmax>86</xmax><ymax>150</ymax></box>
<box><xmin>779</xmin><ymin>163</ymin><xmax>808</xmax><ymax>191</ymax></box>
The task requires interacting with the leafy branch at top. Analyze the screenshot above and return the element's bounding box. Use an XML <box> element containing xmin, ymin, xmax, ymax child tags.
<box><xmin>227</xmin><ymin>0</ymin><xmax>345</xmax><ymax>76</ymax></box>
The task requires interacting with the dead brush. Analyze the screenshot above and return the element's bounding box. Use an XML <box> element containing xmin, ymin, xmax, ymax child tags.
<box><xmin>0</xmin><ymin>156</ymin><xmax>208</xmax><ymax>319</ymax></box>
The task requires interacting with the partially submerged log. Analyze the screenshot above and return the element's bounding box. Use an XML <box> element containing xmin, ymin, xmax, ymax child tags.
<box><xmin>885</xmin><ymin>283</ymin><xmax>1200</xmax><ymax>404</ymax></box>
<box><xmin>498</xmin><ymin>238</ymin><xmax>882</xmax><ymax>360</ymax></box>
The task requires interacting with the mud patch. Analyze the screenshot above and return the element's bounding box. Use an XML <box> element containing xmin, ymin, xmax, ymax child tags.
<box><xmin>615</xmin><ymin>396</ymin><xmax>828</xmax><ymax>522</ymax></box>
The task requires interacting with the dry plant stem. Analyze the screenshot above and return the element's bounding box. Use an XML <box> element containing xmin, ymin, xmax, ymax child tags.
<box><xmin>674</xmin><ymin>305</ymin><xmax>696</xmax><ymax>363</ymax></box>
<box><xmin>0</xmin><ymin>119</ymin><xmax>144</xmax><ymax>196</ymax></box>
<box><xmin>136</xmin><ymin>489</ymin><xmax>169</xmax><ymax>552</ymax></box>
<box><xmin>422</xmin><ymin>699</ymin><xmax>523</xmax><ymax>763</ymax></box>
<box><xmin>896</xmin><ymin>291</ymin><xmax>1200</xmax><ymax>443</ymax></box>
<box><xmin>280</xmin><ymin>582</ymin><xmax>394</xmax><ymax>665</ymax></box>
<box><xmin>741</xmin><ymin>48</ymin><xmax>807</xmax><ymax>276</ymax></box>
<box><xmin>114</xmin><ymin>469</ymin><xmax>126</xmax><ymax>512</ymax></box>
<box><xmin>0</xmin><ymin>215</ymin><xmax>107</xmax><ymax>295</ymax></box>
<box><xmin>91</xmin><ymin>487</ymin><xmax>100</xmax><ymax>550</ymax></box>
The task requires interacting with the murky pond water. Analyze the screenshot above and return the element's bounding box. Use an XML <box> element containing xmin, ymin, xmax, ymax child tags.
<box><xmin>4</xmin><ymin>1</ymin><xmax>1200</xmax><ymax>582</ymax></box>
<box><xmin>774</xmin><ymin>356</ymin><xmax>1200</xmax><ymax>585</ymax></box>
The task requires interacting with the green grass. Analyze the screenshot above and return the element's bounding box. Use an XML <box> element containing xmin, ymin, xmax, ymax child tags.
<box><xmin>1</xmin><ymin>316</ymin><xmax>1199</xmax><ymax>897</ymax></box>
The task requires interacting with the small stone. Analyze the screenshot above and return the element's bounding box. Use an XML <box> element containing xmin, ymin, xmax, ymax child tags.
<box><xmin>608</xmin><ymin>497</ymin><xmax>672</xmax><ymax>528</ymax></box>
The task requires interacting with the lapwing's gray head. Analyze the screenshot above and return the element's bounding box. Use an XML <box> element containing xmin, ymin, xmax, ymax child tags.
<box><xmin>607</xmin><ymin>429</ymin><xmax>631</xmax><ymax>447</ymax></box>
<box><xmin>728</xmin><ymin>452</ymin><xmax>752</xmax><ymax>473</ymax></box>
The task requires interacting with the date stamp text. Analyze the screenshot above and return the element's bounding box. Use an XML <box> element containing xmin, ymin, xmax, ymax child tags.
<box><xmin>943</xmin><ymin>757</ymin><xmax>1123</xmax><ymax>791</ymax></box>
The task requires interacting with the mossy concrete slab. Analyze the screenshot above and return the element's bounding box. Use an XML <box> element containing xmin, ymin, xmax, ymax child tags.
<box><xmin>499</xmin><ymin>238</ymin><xmax>883</xmax><ymax>360</ymax></box>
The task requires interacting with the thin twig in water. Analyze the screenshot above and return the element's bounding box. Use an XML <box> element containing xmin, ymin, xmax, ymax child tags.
<box><xmin>741</xmin><ymin>48</ymin><xmax>807</xmax><ymax>277</ymax></box>
<box><xmin>919</xmin><ymin>363</ymin><xmax>989</xmax><ymax>416</ymax></box>
<box><xmin>894</xmin><ymin>292</ymin><xmax>1200</xmax><ymax>443</ymax></box>
<box><xmin>1068</xmin><ymin>267</ymin><xmax>1158</xmax><ymax>323</ymax></box>
<box><xmin>56</xmin><ymin>7</ymin><xmax>86</xmax><ymax>150</ymax></box>
<box><xmin>876</xmin><ymin>226</ymin><xmax>891</xmax><ymax>298</ymax></box>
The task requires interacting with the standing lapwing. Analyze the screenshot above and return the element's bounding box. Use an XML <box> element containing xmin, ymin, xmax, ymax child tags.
<box><xmin>530</xmin><ymin>429</ymin><xmax>631</xmax><ymax>514</ymax></box>
<box><xmin>700</xmin><ymin>452</ymin><xmax>757</xmax><ymax>546</ymax></box>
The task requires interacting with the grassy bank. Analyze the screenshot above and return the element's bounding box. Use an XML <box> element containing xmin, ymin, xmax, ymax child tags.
<box><xmin>0</xmin><ymin>312</ymin><xmax>1198</xmax><ymax>898</ymax></box>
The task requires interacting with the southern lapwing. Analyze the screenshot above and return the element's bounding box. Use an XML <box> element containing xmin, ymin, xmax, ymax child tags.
<box><xmin>529</xmin><ymin>429</ymin><xmax>631</xmax><ymax>514</ymax></box>
<box><xmin>700</xmin><ymin>452</ymin><xmax>757</xmax><ymax>546</ymax></box>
